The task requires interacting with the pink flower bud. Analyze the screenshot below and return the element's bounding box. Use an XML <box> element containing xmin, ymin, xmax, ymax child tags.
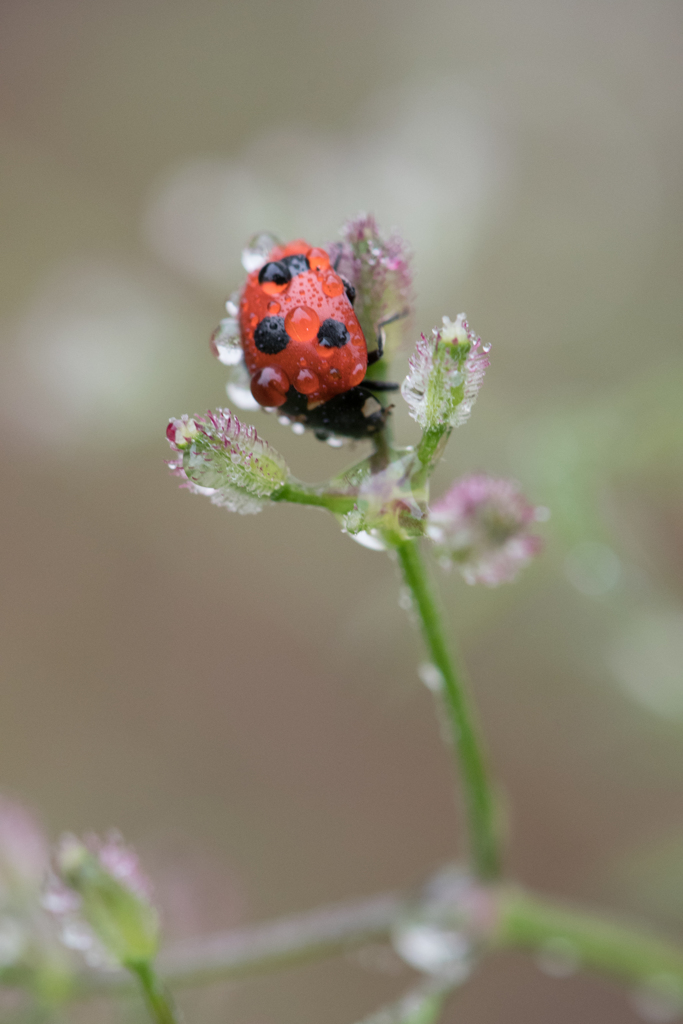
<box><xmin>428</xmin><ymin>475</ymin><xmax>544</xmax><ymax>586</ymax></box>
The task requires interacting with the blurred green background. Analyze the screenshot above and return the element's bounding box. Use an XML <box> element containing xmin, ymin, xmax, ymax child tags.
<box><xmin>1</xmin><ymin>1</ymin><xmax>682</xmax><ymax>1021</ymax></box>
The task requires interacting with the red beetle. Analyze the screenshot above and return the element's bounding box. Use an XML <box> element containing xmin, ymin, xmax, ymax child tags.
<box><xmin>238</xmin><ymin>239</ymin><xmax>399</xmax><ymax>441</ymax></box>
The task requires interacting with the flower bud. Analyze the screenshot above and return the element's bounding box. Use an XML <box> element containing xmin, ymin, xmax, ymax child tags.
<box><xmin>166</xmin><ymin>407</ymin><xmax>289</xmax><ymax>514</ymax></box>
<box><xmin>49</xmin><ymin>833</ymin><xmax>158</xmax><ymax>968</ymax></box>
<box><xmin>427</xmin><ymin>475</ymin><xmax>544</xmax><ymax>586</ymax></box>
<box><xmin>342</xmin><ymin>452</ymin><xmax>427</xmax><ymax>546</ymax></box>
<box><xmin>329</xmin><ymin>214</ymin><xmax>412</xmax><ymax>352</ymax></box>
<box><xmin>402</xmin><ymin>316</ymin><xmax>489</xmax><ymax>432</ymax></box>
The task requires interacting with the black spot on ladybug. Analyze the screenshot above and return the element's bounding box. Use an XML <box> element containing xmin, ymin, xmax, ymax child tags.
<box><xmin>254</xmin><ymin>316</ymin><xmax>289</xmax><ymax>354</ymax></box>
<box><xmin>282</xmin><ymin>253</ymin><xmax>310</xmax><ymax>276</ymax></box>
<box><xmin>258</xmin><ymin>261</ymin><xmax>291</xmax><ymax>288</ymax></box>
<box><xmin>341</xmin><ymin>278</ymin><xmax>356</xmax><ymax>305</ymax></box>
<box><xmin>317</xmin><ymin>318</ymin><xmax>349</xmax><ymax>348</ymax></box>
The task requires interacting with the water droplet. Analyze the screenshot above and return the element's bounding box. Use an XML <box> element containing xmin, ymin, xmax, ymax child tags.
<box><xmin>418</xmin><ymin>663</ymin><xmax>444</xmax><ymax>693</ymax></box>
<box><xmin>226</xmin><ymin>380</ymin><xmax>260</xmax><ymax>411</ymax></box>
<box><xmin>251</xmin><ymin>366</ymin><xmax>290</xmax><ymax>407</ymax></box>
<box><xmin>398</xmin><ymin>587</ymin><xmax>413</xmax><ymax>611</ymax></box>
<box><xmin>321</xmin><ymin>270</ymin><xmax>344</xmax><ymax>297</ymax></box>
<box><xmin>211</xmin><ymin>318</ymin><xmax>243</xmax><ymax>365</ymax></box>
<box><xmin>393</xmin><ymin>923</ymin><xmax>471</xmax><ymax>979</ymax></box>
<box><xmin>392</xmin><ymin>867</ymin><xmax>480</xmax><ymax>981</ymax></box>
<box><xmin>295</xmin><ymin>367</ymin><xmax>319</xmax><ymax>394</ymax></box>
<box><xmin>285</xmin><ymin>305</ymin><xmax>320</xmax><ymax>342</ymax></box>
<box><xmin>291</xmin><ymin>423</ymin><xmax>306</xmax><ymax>435</ymax></box>
<box><xmin>278</xmin><ymin>415</ymin><xmax>291</xmax><ymax>426</ymax></box>
<box><xmin>534</xmin><ymin>937</ymin><xmax>580</xmax><ymax>978</ymax></box>
<box><xmin>242</xmin><ymin>232</ymin><xmax>279</xmax><ymax>273</ymax></box>
<box><xmin>267</xmin><ymin>301</ymin><xmax>281</xmax><ymax>315</ymax></box>
<box><xmin>225</xmin><ymin>292</ymin><xmax>240</xmax><ymax>317</ymax></box>
<box><xmin>632</xmin><ymin>976</ymin><xmax>683</xmax><ymax>1022</ymax></box>
<box><xmin>348</xmin><ymin>530</ymin><xmax>387</xmax><ymax>552</ymax></box>
<box><xmin>326</xmin><ymin>436</ymin><xmax>345</xmax><ymax>448</ymax></box>
<box><xmin>482</xmin><ymin>342</ymin><xmax>491</xmax><ymax>353</ymax></box>
<box><xmin>307</xmin><ymin>247</ymin><xmax>330</xmax><ymax>272</ymax></box>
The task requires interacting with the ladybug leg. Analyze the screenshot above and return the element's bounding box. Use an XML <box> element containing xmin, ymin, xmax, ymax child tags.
<box><xmin>367</xmin><ymin>307</ymin><xmax>410</xmax><ymax>366</ymax></box>
<box><xmin>361</xmin><ymin>379</ymin><xmax>399</xmax><ymax>392</ymax></box>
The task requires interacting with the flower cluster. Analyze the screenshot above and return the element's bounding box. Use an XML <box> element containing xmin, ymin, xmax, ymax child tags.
<box><xmin>402</xmin><ymin>315</ymin><xmax>490</xmax><ymax>433</ymax></box>
<box><xmin>166</xmin><ymin>408</ymin><xmax>289</xmax><ymax>514</ymax></box>
<box><xmin>328</xmin><ymin>213</ymin><xmax>412</xmax><ymax>349</ymax></box>
<box><xmin>427</xmin><ymin>475</ymin><xmax>544</xmax><ymax>586</ymax></box>
<box><xmin>44</xmin><ymin>832</ymin><xmax>158</xmax><ymax>969</ymax></box>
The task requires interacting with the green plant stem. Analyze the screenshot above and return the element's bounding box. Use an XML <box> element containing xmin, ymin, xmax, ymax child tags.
<box><xmin>273</xmin><ymin>481</ymin><xmax>356</xmax><ymax>515</ymax></box>
<box><xmin>76</xmin><ymin>884</ymin><xmax>683</xmax><ymax>1001</ymax></box>
<box><xmin>497</xmin><ymin>887</ymin><xmax>683</xmax><ymax>992</ymax></box>
<box><xmin>128</xmin><ymin>962</ymin><xmax>179</xmax><ymax>1024</ymax></box>
<box><xmin>396</xmin><ymin>539</ymin><xmax>501</xmax><ymax>880</ymax></box>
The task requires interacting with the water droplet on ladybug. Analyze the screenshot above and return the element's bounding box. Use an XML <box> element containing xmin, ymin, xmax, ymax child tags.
<box><xmin>241</xmin><ymin>232</ymin><xmax>279</xmax><ymax>273</ymax></box>
<box><xmin>350</xmin><ymin>362</ymin><xmax>365</xmax><ymax>385</ymax></box>
<box><xmin>249</xmin><ymin>314</ymin><xmax>258</xmax><ymax>327</ymax></box>
<box><xmin>294</xmin><ymin>367</ymin><xmax>319</xmax><ymax>395</ymax></box>
<box><xmin>267</xmin><ymin>301</ymin><xmax>281</xmax><ymax>314</ymax></box>
<box><xmin>321</xmin><ymin>270</ymin><xmax>344</xmax><ymax>297</ymax></box>
<box><xmin>307</xmin><ymin>247</ymin><xmax>330</xmax><ymax>273</ymax></box>
<box><xmin>285</xmin><ymin>305</ymin><xmax>320</xmax><ymax>342</ymax></box>
<box><xmin>250</xmin><ymin>365</ymin><xmax>290</xmax><ymax>407</ymax></box>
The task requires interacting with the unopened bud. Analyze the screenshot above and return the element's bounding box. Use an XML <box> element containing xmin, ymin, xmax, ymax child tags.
<box><xmin>50</xmin><ymin>833</ymin><xmax>158</xmax><ymax>967</ymax></box>
<box><xmin>402</xmin><ymin>315</ymin><xmax>489</xmax><ymax>432</ymax></box>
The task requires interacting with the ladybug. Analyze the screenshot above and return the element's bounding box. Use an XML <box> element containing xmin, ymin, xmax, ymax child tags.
<box><xmin>239</xmin><ymin>239</ymin><xmax>400</xmax><ymax>441</ymax></box>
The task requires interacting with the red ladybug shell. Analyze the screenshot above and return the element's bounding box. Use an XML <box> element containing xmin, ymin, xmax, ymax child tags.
<box><xmin>239</xmin><ymin>240</ymin><xmax>367</xmax><ymax>408</ymax></box>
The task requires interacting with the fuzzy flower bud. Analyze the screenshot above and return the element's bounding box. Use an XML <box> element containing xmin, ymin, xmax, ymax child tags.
<box><xmin>343</xmin><ymin>452</ymin><xmax>427</xmax><ymax>546</ymax></box>
<box><xmin>329</xmin><ymin>214</ymin><xmax>412</xmax><ymax>350</ymax></box>
<box><xmin>166</xmin><ymin>408</ymin><xmax>289</xmax><ymax>515</ymax></box>
<box><xmin>427</xmin><ymin>475</ymin><xmax>544</xmax><ymax>586</ymax></box>
<box><xmin>46</xmin><ymin>833</ymin><xmax>158</xmax><ymax>968</ymax></box>
<box><xmin>402</xmin><ymin>316</ymin><xmax>489</xmax><ymax>432</ymax></box>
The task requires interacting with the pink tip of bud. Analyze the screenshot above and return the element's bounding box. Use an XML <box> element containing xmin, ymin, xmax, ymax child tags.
<box><xmin>428</xmin><ymin>475</ymin><xmax>544</xmax><ymax>586</ymax></box>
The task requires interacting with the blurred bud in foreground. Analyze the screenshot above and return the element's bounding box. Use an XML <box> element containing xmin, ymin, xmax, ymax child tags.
<box><xmin>0</xmin><ymin>797</ymin><xmax>49</xmax><ymax>897</ymax></box>
<box><xmin>427</xmin><ymin>475</ymin><xmax>544</xmax><ymax>586</ymax></box>
<box><xmin>166</xmin><ymin>407</ymin><xmax>289</xmax><ymax>514</ymax></box>
<box><xmin>329</xmin><ymin>214</ymin><xmax>413</xmax><ymax>352</ymax></box>
<box><xmin>46</xmin><ymin>833</ymin><xmax>159</xmax><ymax>968</ymax></box>
<box><xmin>0</xmin><ymin>797</ymin><xmax>51</xmax><ymax>980</ymax></box>
<box><xmin>402</xmin><ymin>316</ymin><xmax>489</xmax><ymax>433</ymax></box>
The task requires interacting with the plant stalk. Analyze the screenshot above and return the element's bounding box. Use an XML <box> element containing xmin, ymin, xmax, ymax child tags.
<box><xmin>128</xmin><ymin>962</ymin><xmax>180</xmax><ymax>1024</ymax></box>
<box><xmin>395</xmin><ymin>539</ymin><xmax>501</xmax><ymax>880</ymax></box>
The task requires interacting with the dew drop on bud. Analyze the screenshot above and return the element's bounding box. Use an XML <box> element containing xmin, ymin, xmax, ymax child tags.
<box><xmin>242</xmin><ymin>232</ymin><xmax>280</xmax><ymax>273</ymax></box>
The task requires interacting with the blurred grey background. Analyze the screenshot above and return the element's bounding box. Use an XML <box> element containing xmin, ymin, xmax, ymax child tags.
<box><xmin>1</xmin><ymin>1</ymin><xmax>683</xmax><ymax>1021</ymax></box>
